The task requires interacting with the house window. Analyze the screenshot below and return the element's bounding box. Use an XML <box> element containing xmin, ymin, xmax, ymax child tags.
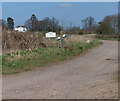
<box><xmin>23</xmin><ymin>28</ymin><xmax>26</xmax><ymax>31</ymax></box>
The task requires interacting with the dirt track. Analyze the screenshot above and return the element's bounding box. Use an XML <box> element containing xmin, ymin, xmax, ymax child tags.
<box><xmin>2</xmin><ymin>40</ymin><xmax>118</xmax><ymax>99</ymax></box>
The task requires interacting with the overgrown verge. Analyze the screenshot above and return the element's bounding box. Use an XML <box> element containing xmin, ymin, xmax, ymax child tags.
<box><xmin>3</xmin><ymin>31</ymin><xmax>45</xmax><ymax>53</ymax></box>
<box><xmin>101</xmin><ymin>38</ymin><xmax>120</xmax><ymax>41</ymax></box>
<box><xmin>96</xmin><ymin>34</ymin><xmax>120</xmax><ymax>41</ymax></box>
<box><xmin>2</xmin><ymin>40</ymin><xmax>102</xmax><ymax>74</ymax></box>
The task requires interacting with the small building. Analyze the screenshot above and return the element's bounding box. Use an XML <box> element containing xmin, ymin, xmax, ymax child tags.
<box><xmin>15</xmin><ymin>26</ymin><xmax>28</xmax><ymax>32</ymax></box>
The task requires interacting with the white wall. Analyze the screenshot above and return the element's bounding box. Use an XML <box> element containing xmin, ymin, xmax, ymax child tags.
<box><xmin>15</xmin><ymin>27</ymin><xmax>27</xmax><ymax>32</ymax></box>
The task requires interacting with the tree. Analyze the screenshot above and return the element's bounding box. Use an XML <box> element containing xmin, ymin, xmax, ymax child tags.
<box><xmin>30</xmin><ymin>14</ymin><xmax>39</xmax><ymax>31</ymax></box>
<box><xmin>0</xmin><ymin>19</ymin><xmax>7</xmax><ymax>29</ymax></box>
<box><xmin>24</xmin><ymin>19</ymin><xmax>32</xmax><ymax>31</ymax></box>
<box><xmin>38</xmin><ymin>17</ymin><xmax>63</xmax><ymax>32</ymax></box>
<box><xmin>118</xmin><ymin>14</ymin><xmax>120</xmax><ymax>34</ymax></box>
<box><xmin>2</xmin><ymin>19</ymin><xmax>7</xmax><ymax>29</ymax></box>
<box><xmin>25</xmin><ymin>15</ymin><xmax>63</xmax><ymax>32</ymax></box>
<box><xmin>110</xmin><ymin>15</ymin><xmax>118</xmax><ymax>34</ymax></box>
<box><xmin>7</xmin><ymin>17</ymin><xmax>14</xmax><ymax>30</ymax></box>
<box><xmin>97</xmin><ymin>15</ymin><xmax>118</xmax><ymax>34</ymax></box>
<box><xmin>65</xmin><ymin>26</ymin><xmax>81</xmax><ymax>35</ymax></box>
<box><xmin>25</xmin><ymin>14</ymin><xmax>39</xmax><ymax>31</ymax></box>
<box><xmin>82</xmin><ymin>17</ymin><xmax>97</xmax><ymax>33</ymax></box>
<box><xmin>50</xmin><ymin>17</ymin><xmax>63</xmax><ymax>32</ymax></box>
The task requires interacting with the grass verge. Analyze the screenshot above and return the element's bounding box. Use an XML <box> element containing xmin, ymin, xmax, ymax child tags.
<box><xmin>101</xmin><ymin>38</ymin><xmax>120</xmax><ymax>41</ymax></box>
<box><xmin>2</xmin><ymin>40</ymin><xmax>102</xmax><ymax>74</ymax></box>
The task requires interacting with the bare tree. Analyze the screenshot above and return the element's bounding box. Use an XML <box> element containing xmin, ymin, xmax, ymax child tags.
<box><xmin>0</xmin><ymin>19</ymin><xmax>7</xmax><ymax>29</ymax></box>
<box><xmin>24</xmin><ymin>19</ymin><xmax>32</xmax><ymax>31</ymax></box>
<box><xmin>38</xmin><ymin>17</ymin><xmax>63</xmax><ymax>32</ymax></box>
<box><xmin>24</xmin><ymin>14</ymin><xmax>39</xmax><ymax>31</ymax></box>
<box><xmin>82</xmin><ymin>17</ymin><xmax>96</xmax><ymax>30</ymax></box>
<box><xmin>65</xmin><ymin>26</ymin><xmax>81</xmax><ymax>35</ymax></box>
<box><xmin>110</xmin><ymin>15</ymin><xmax>118</xmax><ymax>34</ymax></box>
<box><xmin>25</xmin><ymin>16</ymin><xmax>63</xmax><ymax>32</ymax></box>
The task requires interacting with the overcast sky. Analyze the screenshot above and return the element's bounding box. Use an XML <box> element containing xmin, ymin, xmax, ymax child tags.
<box><xmin>2</xmin><ymin>2</ymin><xmax>118</xmax><ymax>28</ymax></box>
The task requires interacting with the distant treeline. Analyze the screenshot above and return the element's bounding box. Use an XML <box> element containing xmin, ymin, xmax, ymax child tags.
<box><xmin>0</xmin><ymin>14</ymin><xmax>119</xmax><ymax>35</ymax></box>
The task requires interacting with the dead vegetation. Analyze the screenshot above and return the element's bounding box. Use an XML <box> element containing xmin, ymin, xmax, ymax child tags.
<box><xmin>2</xmin><ymin>30</ymin><xmax>97</xmax><ymax>54</ymax></box>
<box><xmin>2</xmin><ymin>31</ymin><xmax>47</xmax><ymax>53</ymax></box>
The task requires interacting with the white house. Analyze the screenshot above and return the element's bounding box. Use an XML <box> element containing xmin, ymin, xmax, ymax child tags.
<box><xmin>15</xmin><ymin>26</ymin><xmax>28</xmax><ymax>32</ymax></box>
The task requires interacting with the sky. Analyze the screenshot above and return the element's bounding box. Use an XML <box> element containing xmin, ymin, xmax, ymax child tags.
<box><xmin>2</xmin><ymin>2</ymin><xmax>118</xmax><ymax>28</ymax></box>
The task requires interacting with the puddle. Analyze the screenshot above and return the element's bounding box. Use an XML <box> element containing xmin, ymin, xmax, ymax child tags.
<box><xmin>106</xmin><ymin>58</ymin><xmax>112</xmax><ymax>60</ymax></box>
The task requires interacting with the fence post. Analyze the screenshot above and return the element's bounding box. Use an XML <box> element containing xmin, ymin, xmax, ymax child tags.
<box><xmin>61</xmin><ymin>38</ymin><xmax>65</xmax><ymax>50</ymax></box>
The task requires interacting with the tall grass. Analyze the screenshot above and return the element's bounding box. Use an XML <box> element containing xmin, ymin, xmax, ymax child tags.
<box><xmin>2</xmin><ymin>40</ymin><xmax>102</xmax><ymax>74</ymax></box>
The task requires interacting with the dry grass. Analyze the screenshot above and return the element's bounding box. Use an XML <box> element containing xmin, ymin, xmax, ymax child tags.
<box><xmin>2</xmin><ymin>30</ymin><xmax>97</xmax><ymax>54</ymax></box>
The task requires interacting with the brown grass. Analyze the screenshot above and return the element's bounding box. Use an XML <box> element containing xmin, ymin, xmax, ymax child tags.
<box><xmin>2</xmin><ymin>30</ymin><xmax>96</xmax><ymax>54</ymax></box>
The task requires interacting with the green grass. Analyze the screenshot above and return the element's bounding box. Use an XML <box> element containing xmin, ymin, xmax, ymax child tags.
<box><xmin>0</xmin><ymin>56</ymin><xmax>2</xmax><ymax>74</ymax></box>
<box><xmin>112</xmin><ymin>76</ymin><xmax>120</xmax><ymax>81</ymax></box>
<box><xmin>101</xmin><ymin>38</ymin><xmax>120</xmax><ymax>41</ymax></box>
<box><xmin>2</xmin><ymin>40</ymin><xmax>102</xmax><ymax>74</ymax></box>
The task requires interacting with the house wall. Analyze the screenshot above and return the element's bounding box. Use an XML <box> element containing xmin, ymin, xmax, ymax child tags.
<box><xmin>15</xmin><ymin>27</ymin><xmax>27</xmax><ymax>32</ymax></box>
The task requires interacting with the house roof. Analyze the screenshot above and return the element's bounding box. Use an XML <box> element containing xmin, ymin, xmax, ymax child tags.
<box><xmin>16</xmin><ymin>25</ymin><xmax>27</xmax><ymax>28</ymax></box>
